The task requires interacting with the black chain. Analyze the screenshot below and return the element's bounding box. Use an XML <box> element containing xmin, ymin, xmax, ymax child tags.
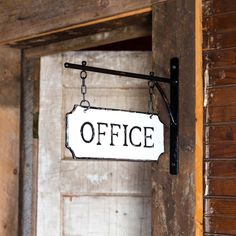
<box><xmin>80</xmin><ymin>61</ymin><xmax>90</xmax><ymax>109</ymax></box>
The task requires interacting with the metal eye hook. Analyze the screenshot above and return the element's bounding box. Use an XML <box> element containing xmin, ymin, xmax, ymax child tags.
<box><xmin>80</xmin><ymin>70</ymin><xmax>87</xmax><ymax>79</ymax></box>
<box><xmin>80</xmin><ymin>100</ymin><xmax>90</xmax><ymax>112</ymax></box>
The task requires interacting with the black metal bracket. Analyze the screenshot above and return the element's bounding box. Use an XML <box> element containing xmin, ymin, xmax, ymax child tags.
<box><xmin>64</xmin><ymin>57</ymin><xmax>179</xmax><ymax>175</ymax></box>
<box><xmin>169</xmin><ymin>58</ymin><xmax>179</xmax><ymax>175</ymax></box>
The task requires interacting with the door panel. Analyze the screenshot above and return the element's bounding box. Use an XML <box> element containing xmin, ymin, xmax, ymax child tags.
<box><xmin>38</xmin><ymin>51</ymin><xmax>152</xmax><ymax>236</ymax></box>
<box><xmin>63</xmin><ymin>196</ymin><xmax>151</xmax><ymax>236</ymax></box>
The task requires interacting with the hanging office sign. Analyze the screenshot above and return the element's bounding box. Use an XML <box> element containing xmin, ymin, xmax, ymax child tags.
<box><xmin>64</xmin><ymin>57</ymin><xmax>179</xmax><ymax>174</ymax></box>
<box><xmin>66</xmin><ymin>105</ymin><xmax>164</xmax><ymax>161</ymax></box>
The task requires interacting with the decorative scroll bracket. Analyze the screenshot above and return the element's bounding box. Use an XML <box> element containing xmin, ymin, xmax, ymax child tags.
<box><xmin>64</xmin><ymin>57</ymin><xmax>179</xmax><ymax>175</ymax></box>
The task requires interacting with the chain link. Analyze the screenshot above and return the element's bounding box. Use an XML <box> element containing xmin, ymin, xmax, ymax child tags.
<box><xmin>80</xmin><ymin>61</ymin><xmax>90</xmax><ymax>109</ymax></box>
<box><xmin>80</xmin><ymin>70</ymin><xmax>87</xmax><ymax>101</ymax></box>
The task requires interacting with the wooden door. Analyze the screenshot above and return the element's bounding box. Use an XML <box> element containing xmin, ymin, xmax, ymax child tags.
<box><xmin>37</xmin><ymin>51</ymin><xmax>152</xmax><ymax>236</ymax></box>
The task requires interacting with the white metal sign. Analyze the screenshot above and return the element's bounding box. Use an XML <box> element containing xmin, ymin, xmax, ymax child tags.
<box><xmin>66</xmin><ymin>106</ymin><xmax>164</xmax><ymax>161</ymax></box>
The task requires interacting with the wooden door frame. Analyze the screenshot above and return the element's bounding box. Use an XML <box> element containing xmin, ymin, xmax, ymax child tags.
<box><xmin>18</xmin><ymin>2</ymin><xmax>203</xmax><ymax>236</ymax></box>
<box><xmin>19</xmin><ymin>10</ymin><xmax>152</xmax><ymax>236</ymax></box>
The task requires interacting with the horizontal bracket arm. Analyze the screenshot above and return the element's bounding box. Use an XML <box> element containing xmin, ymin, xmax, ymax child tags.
<box><xmin>64</xmin><ymin>62</ymin><xmax>171</xmax><ymax>83</ymax></box>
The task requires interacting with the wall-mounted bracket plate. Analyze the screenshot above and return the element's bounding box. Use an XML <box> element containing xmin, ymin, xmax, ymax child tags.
<box><xmin>170</xmin><ymin>58</ymin><xmax>179</xmax><ymax>175</ymax></box>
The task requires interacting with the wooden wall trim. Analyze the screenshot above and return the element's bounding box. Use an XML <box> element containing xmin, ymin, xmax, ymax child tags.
<box><xmin>19</xmin><ymin>55</ymin><xmax>40</xmax><ymax>236</ymax></box>
<box><xmin>195</xmin><ymin>0</ymin><xmax>203</xmax><ymax>235</ymax></box>
<box><xmin>0</xmin><ymin>0</ymin><xmax>151</xmax><ymax>45</ymax></box>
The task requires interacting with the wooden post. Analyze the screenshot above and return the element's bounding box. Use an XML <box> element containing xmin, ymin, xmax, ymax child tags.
<box><xmin>0</xmin><ymin>46</ymin><xmax>21</xmax><ymax>236</ymax></box>
<box><xmin>19</xmin><ymin>55</ymin><xmax>40</xmax><ymax>236</ymax></box>
<box><xmin>151</xmin><ymin>0</ymin><xmax>201</xmax><ymax>235</ymax></box>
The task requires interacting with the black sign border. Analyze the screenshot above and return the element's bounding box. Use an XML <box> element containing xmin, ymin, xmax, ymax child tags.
<box><xmin>65</xmin><ymin>105</ymin><xmax>163</xmax><ymax>162</ymax></box>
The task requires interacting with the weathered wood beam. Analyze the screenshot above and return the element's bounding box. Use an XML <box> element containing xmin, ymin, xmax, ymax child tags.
<box><xmin>19</xmin><ymin>55</ymin><xmax>40</xmax><ymax>236</ymax></box>
<box><xmin>0</xmin><ymin>46</ymin><xmax>21</xmax><ymax>236</ymax></box>
<box><xmin>151</xmin><ymin>0</ymin><xmax>201</xmax><ymax>235</ymax></box>
<box><xmin>25</xmin><ymin>23</ymin><xmax>151</xmax><ymax>58</ymax></box>
<box><xmin>9</xmin><ymin>8</ymin><xmax>151</xmax><ymax>49</ymax></box>
<box><xmin>0</xmin><ymin>0</ymin><xmax>151</xmax><ymax>45</ymax></box>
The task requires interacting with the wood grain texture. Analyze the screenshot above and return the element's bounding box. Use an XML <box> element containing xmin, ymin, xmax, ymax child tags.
<box><xmin>152</xmin><ymin>0</ymin><xmax>196</xmax><ymax>235</ymax></box>
<box><xmin>203</xmin><ymin>30</ymin><xmax>236</xmax><ymax>51</ymax></box>
<box><xmin>205</xmin><ymin>49</ymin><xmax>236</xmax><ymax>69</ymax></box>
<box><xmin>0</xmin><ymin>46</ymin><xmax>21</xmax><ymax>236</ymax></box>
<box><xmin>195</xmin><ymin>0</ymin><xmax>203</xmax><ymax>234</ymax></box>
<box><xmin>203</xmin><ymin>0</ymin><xmax>236</xmax><ymax>15</ymax></box>
<box><xmin>203</xmin><ymin>1</ymin><xmax>236</xmax><ymax>232</ymax></box>
<box><xmin>62</xmin><ymin>195</ymin><xmax>151</xmax><ymax>235</ymax></box>
<box><xmin>205</xmin><ymin>216</ymin><xmax>236</xmax><ymax>235</ymax></box>
<box><xmin>204</xmin><ymin>12</ymin><xmax>236</xmax><ymax>34</ymax></box>
<box><xmin>25</xmin><ymin>22</ymin><xmax>151</xmax><ymax>58</ymax></box>
<box><xmin>205</xmin><ymin>198</ymin><xmax>236</xmax><ymax>216</ymax></box>
<box><xmin>203</xmin><ymin>0</ymin><xmax>236</xmax><ymax>51</ymax></box>
<box><xmin>19</xmin><ymin>56</ymin><xmax>40</xmax><ymax>236</ymax></box>
<box><xmin>205</xmin><ymin>160</ymin><xmax>236</xmax><ymax>177</ymax></box>
<box><xmin>207</xmin><ymin>87</ymin><xmax>236</xmax><ymax>107</ymax></box>
<box><xmin>206</xmin><ymin>125</ymin><xmax>236</xmax><ymax>144</ymax></box>
<box><xmin>207</xmin><ymin>106</ymin><xmax>236</xmax><ymax>124</ymax></box>
<box><xmin>205</xmin><ymin>179</ymin><xmax>236</xmax><ymax>197</ymax></box>
<box><xmin>10</xmin><ymin>11</ymin><xmax>151</xmax><ymax>49</ymax></box>
<box><xmin>0</xmin><ymin>0</ymin><xmax>151</xmax><ymax>45</ymax></box>
<box><xmin>207</xmin><ymin>68</ymin><xmax>236</xmax><ymax>87</ymax></box>
<box><xmin>205</xmin><ymin>143</ymin><xmax>236</xmax><ymax>160</ymax></box>
<box><xmin>204</xmin><ymin>234</ymin><xmax>236</xmax><ymax>236</ymax></box>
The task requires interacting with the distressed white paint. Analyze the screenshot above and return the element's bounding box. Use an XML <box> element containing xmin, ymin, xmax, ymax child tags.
<box><xmin>66</xmin><ymin>106</ymin><xmax>164</xmax><ymax>160</ymax></box>
<box><xmin>86</xmin><ymin>173</ymin><xmax>108</xmax><ymax>184</ymax></box>
<box><xmin>204</xmin><ymin>63</ymin><xmax>209</xmax><ymax>107</ymax></box>
<box><xmin>38</xmin><ymin>51</ymin><xmax>152</xmax><ymax>236</ymax></box>
<box><xmin>63</xmin><ymin>195</ymin><xmax>151</xmax><ymax>236</ymax></box>
<box><xmin>37</xmin><ymin>55</ymin><xmax>63</xmax><ymax>235</ymax></box>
